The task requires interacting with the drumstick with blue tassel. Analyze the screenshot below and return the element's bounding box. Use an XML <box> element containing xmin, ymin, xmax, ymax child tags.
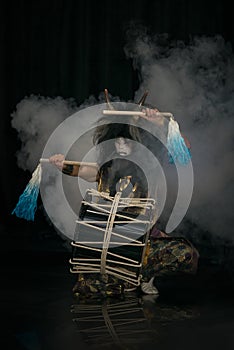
<box><xmin>11</xmin><ymin>158</ymin><xmax>97</xmax><ymax>221</ymax></box>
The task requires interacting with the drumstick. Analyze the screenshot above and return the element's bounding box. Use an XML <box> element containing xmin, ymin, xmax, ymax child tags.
<box><xmin>102</xmin><ymin>110</ymin><xmax>173</xmax><ymax>118</ymax></box>
<box><xmin>40</xmin><ymin>158</ymin><xmax>98</xmax><ymax>167</ymax></box>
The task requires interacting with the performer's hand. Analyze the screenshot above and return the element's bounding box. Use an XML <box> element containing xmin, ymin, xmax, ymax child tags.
<box><xmin>49</xmin><ymin>154</ymin><xmax>65</xmax><ymax>170</ymax></box>
<box><xmin>141</xmin><ymin>108</ymin><xmax>164</xmax><ymax>126</ymax></box>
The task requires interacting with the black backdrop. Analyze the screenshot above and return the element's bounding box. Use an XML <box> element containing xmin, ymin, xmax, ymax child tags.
<box><xmin>0</xmin><ymin>0</ymin><xmax>233</xmax><ymax>230</ymax></box>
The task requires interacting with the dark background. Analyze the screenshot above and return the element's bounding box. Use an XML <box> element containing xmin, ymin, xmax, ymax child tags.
<box><xmin>1</xmin><ymin>0</ymin><xmax>233</xmax><ymax>226</ymax></box>
<box><xmin>0</xmin><ymin>0</ymin><xmax>233</xmax><ymax>269</ymax></box>
<box><xmin>1</xmin><ymin>1</ymin><xmax>234</xmax><ymax>349</ymax></box>
<box><xmin>1</xmin><ymin>0</ymin><xmax>234</xmax><ymax>276</ymax></box>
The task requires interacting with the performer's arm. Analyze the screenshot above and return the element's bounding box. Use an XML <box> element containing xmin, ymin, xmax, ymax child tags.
<box><xmin>141</xmin><ymin>107</ymin><xmax>165</xmax><ymax>126</ymax></box>
<box><xmin>49</xmin><ymin>154</ymin><xmax>98</xmax><ymax>182</ymax></box>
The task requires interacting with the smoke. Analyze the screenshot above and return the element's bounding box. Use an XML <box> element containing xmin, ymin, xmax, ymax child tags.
<box><xmin>11</xmin><ymin>30</ymin><xmax>234</xmax><ymax>243</ymax></box>
<box><xmin>11</xmin><ymin>95</ymin><xmax>78</xmax><ymax>171</ymax></box>
<box><xmin>124</xmin><ymin>29</ymin><xmax>234</xmax><ymax>242</ymax></box>
<box><xmin>11</xmin><ymin>92</ymin><xmax>119</xmax><ymax>239</ymax></box>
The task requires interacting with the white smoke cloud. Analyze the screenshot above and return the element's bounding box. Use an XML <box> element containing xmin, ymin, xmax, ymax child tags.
<box><xmin>11</xmin><ymin>92</ymin><xmax>119</xmax><ymax>240</ymax></box>
<box><xmin>11</xmin><ymin>95</ymin><xmax>78</xmax><ymax>171</ymax></box>
<box><xmin>124</xmin><ymin>29</ymin><xmax>234</xmax><ymax>241</ymax></box>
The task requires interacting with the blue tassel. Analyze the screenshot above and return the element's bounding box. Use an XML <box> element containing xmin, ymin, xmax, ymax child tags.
<box><xmin>12</xmin><ymin>164</ymin><xmax>42</xmax><ymax>221</ymax></box>
<box><xmin>167</xmin><ymin>117</ymin><xmax>191</xmax><ymax>165</ymax></box>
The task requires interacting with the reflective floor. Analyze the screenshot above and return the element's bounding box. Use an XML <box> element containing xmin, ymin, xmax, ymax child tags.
<box><xmin>1</xmin><ymin>220</ymin><xmax>234</xmax><ymax>350</ymax></box>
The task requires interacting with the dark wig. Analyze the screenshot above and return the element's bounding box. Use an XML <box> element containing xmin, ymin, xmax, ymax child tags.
<box><xmin>93</xmin><ymin>116</ymin><xmax>142</xmax><ymax>145</ymax></box>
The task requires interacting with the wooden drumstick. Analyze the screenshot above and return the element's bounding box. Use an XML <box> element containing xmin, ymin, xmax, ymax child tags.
<box><xmin>102</xmin><ymin>109</ymin><xmax>173</xmax><ymax>118</ymax></box>
<box><xmin>40</xmin><ymin>158</ymin><xmax>98</xmax><ymax>167</ymax></box>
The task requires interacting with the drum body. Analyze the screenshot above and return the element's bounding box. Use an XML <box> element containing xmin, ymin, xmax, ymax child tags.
<box><xmin>70</xmin><ymin>189</ymin><xmax>156</xmax><ymax>287</ymax></box>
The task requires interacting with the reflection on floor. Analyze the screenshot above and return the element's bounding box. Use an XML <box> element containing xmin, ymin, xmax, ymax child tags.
<box><xmin>71</xmin><ymin>294</ymin><xmax>200</xmax><ymax>349</ymax></box>
<box><xmin>1</xmin><ymin>219</ymin><xmax>234</xmax><ymax>350</ymax></box>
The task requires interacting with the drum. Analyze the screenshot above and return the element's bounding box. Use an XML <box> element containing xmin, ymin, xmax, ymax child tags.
<box><xmin>70</xmin><ymin>189</ymin><xmax>156</xmax><ymax>286</ymax></box>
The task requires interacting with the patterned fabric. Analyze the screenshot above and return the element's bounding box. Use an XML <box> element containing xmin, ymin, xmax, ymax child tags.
<box><xmin>141</xmin><ymin>237</ymin><xmax>199</xmax><ymax>281</ymax></box>
<box><xmin>72</xmin><ymin>236</ymin><xmax>199</xmax><ymax>298</ymax></box>
<box><xmin>72</xmin><ymin>273</ymin><xmax>124</xmax><ymax>299</ymax></box>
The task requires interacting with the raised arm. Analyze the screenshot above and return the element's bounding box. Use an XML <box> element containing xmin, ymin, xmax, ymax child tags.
<box><xmin>141</xmin><ymin>107</ymin><xmax>165</xmax><ymax>127</ymax></box>
<box><xmin>49</xmin><ymin>154</ymin><xmax>98</xmax><ymax>182</ymax></box>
